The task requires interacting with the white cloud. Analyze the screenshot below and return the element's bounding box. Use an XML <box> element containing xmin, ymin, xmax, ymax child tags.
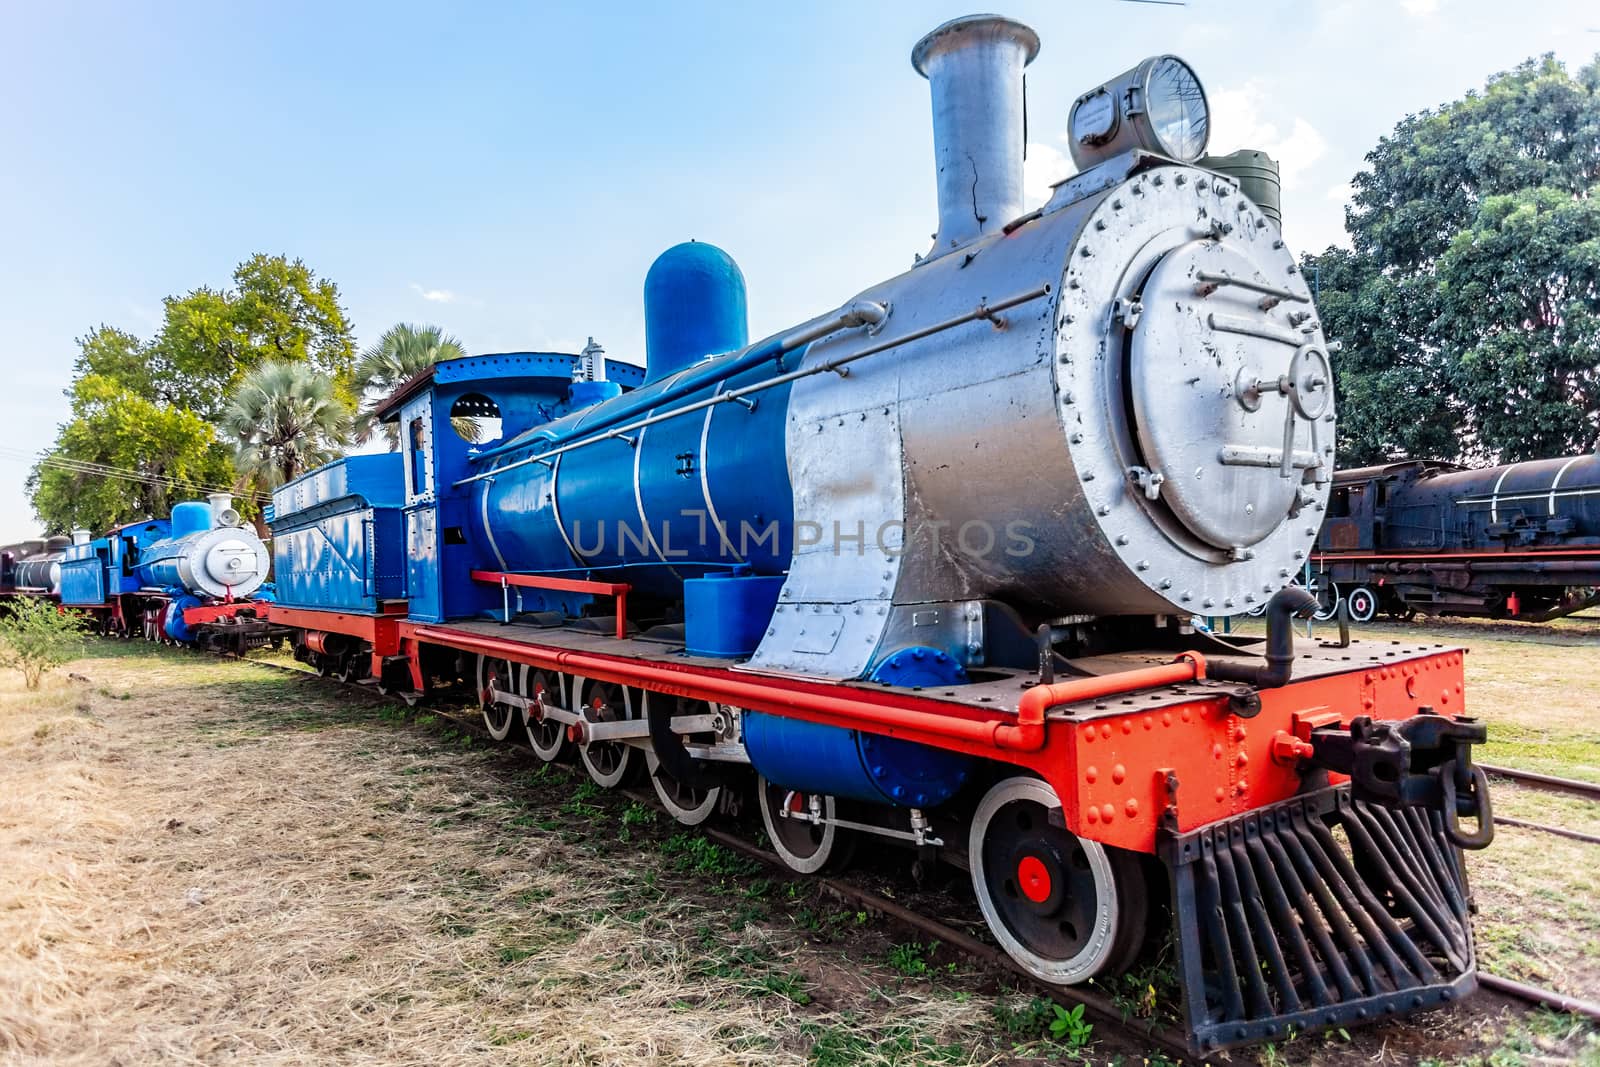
<box><xmin>1401</xmin><ymin>0</ymin><xmax>1442</xmax><ymax>15</ymax></box>
<box><xmin>1326</xmin><ymin>181</ymin><xmax>1355</xmax><ymax>204</ymax></box>
<box><xmin>1023</xmin><ymin>140</ymin><xmax>1076</xmax><ymax>209</ymax></box>
<box><xmin>409</xmin><ymin>283</ymin><xmax>458</xmax><ymax>304</ymax></box>
<box><xmin>1206</xmin><ymin>82</ymin><xmax>1328</xmax><ymax>190</ymax></box>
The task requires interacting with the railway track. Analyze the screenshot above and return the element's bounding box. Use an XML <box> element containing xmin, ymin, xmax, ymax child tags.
<box><xmin>181</xmin><ymin>650</ymin><xmax>1600</xmax><ymax>1037</ymax></box>
<box><xmin>1478</xmin><ymin>762</ymin><xmax>1600</xmax><ymax>846</ymax></box>
<box><xmin>1480</xmin><ymin>763</ymin><xmax>1600</xmax><ymax>801</ymax></box>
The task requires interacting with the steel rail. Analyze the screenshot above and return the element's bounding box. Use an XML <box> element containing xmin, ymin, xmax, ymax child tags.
<box><xmin>1494</xmin><ymin>816</ymin><xmax>1600</xmax><ymax>847</ymax></box>
<box><xmin>389</xmin><ymin>690</ymin><xmax>1584</xmax><ymax>1055</ymax></box>
<box><xmin>453</xmin><ymin>282</ymin><xmax>1053</xmax><ymax>487</ymax></box>
<box><xmin>215</xmin><ymin>664</ymin><xmax>1194</xmax><ymax>1055</ymax></box>
<box><xmin>697</xmin><ymin>825</ymin><xmax>1194</xmax><ymax>1059</ymax></box>
<box><xmin>1479</xmin><ymin>974</ymin><xmax>1600</xmax><ymax>1023</ymax></box>
<box><xmin>1479</xmin><ymin>763</ymin><xmax>1600</xmax><ymax>801</ymax></box>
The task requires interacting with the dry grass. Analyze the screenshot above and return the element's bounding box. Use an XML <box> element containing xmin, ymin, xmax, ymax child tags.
<box><xmin>4</xmin><ymin>636</ymin><xmax>1598</xmax><ymax>1067</ymax></box>
<box><xmin>0</xmin><ymin>643</ymin><xmax>1012</xmax><ymax>1067</ymax></box>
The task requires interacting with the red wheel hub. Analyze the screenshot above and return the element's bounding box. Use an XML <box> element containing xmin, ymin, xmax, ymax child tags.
<box><xmin>1017</xmin><ymin>855</ymin><xmax>1053</xmax><ymax>904</ymax></box>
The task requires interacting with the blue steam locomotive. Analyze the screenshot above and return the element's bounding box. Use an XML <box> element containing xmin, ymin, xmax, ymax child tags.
<box><xmin>7</xmin><ymin>16</ymin><xmax>1499</xmax><ymax>1055</ymax></box>
<box><xmin>2</xmin><ymin>493</ymin><xmax>273</xmax><ymax>646</ymax></box>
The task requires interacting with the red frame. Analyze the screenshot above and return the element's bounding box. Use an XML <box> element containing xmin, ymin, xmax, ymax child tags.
<box><xmin>265</xmin><ymin>601</ymin><xmax>1466</xmax><ymax>855</ymax></box>
<box><xmin>470</xmin><ymin>569</ymin><xmax>631</xmax><ymax>639</ymax></box>
<box><xmin>182</xmin><ymin>600</ymin><xmax>269</xmax><ymax>626</ymax></box>
<box><xmin>401</xmin><ymin>621</ymin><xmax>1465</xmax><ymax>854</ymax></box>
<box><xmin>1315</xmin><ymin>547</ymin><xmax>1600</xmax><ymax>563</ymax></box>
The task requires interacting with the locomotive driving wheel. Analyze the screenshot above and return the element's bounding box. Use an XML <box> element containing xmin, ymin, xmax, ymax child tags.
<box><xmin>643</xmin><ymin>693</ymin><xmax>724</xmax><ymax>826</ymax></box>
<box><xmin>476</xmin><ymin>655</ymin><xmax>519</xmax><ymax>741</ymax></box>
<box><xmin>969</xmin><ymin>777</ymin><xmax>1146</xmax><ymax>985</ymax></box>
<box><xmin>757</xmin><ymin>775</ymin><xmax>856</xmax><ymax>874</ymax></box>
<box><xmin>337</xmin><ymin>655</ymin><xmax>367</xmax><ymax>684</ymax></box>
<box><xmin>521</xmin><ymin>669</ymin><xmax>569</xmax><ymax>762</ymax></box>
<box><xmin>576</xmin><ymin>678</ymin><xmax>643</xmax><ymax>788</ymax></box>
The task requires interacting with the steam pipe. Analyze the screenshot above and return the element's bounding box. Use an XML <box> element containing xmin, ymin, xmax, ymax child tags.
<box><xmin>456</xmin><ymin>286</ymin><xmax>1051</xmax><ymax>488</ymax></box>
<box><xmin>1207</xmin><ymin>586</ymin><xmax>1319</xmax><ymax>689</ymax></box>
<box><xmin>468</xmin><ymin>299</ymin><xmax>889</xmax><ymax>469</ymax></box>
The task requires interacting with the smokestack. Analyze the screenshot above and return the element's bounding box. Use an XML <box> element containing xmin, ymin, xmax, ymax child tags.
<box><xmin>912</xmin><ymin>15</ymin><xmax>1039</xmax><ymax>259</ymax></box>
<box><xmin>208</xmin><ymin>492</ymin><xmax>240</xmax><ymax>528</ymax></box>
<box><xmin>70</xmin><ymin>529</ymin><xmax>91</xmax><ymax>546</ymax></box>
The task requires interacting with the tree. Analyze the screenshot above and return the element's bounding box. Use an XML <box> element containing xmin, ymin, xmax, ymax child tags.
<box><xmin>30</xmin><ymin>254</ymin><xmax>357</xmax><ymax>532</ymax></box>
<box><xmin>0</xmin><ymin>598</ymin><xmax>87</xmax><ymax>691</ymax></box>
<box><xmin>219</xmin><ymin>361</ymin><xmax>352</xmax><ymax>491</ymax></box>
<box><xmin>1304</xmin><ymin>248</ymin><xmax>1465</xmax><ymax>466</ymax></box>
<box><xmin>352</xmin><ymin>323</ymin><xmax>472</xmax><ymax>447</ymax></box>
<box><xmin>27</xmin><ymin>379</ymin><xmax>238</xmax><ymax>534</ymax></box>
<box><xmin>1438</xmin><ymin>186</ymin><xmax>1600</xmax><ymax>459</ymax></box>
<box><xmin>152</xmin><ymin>254</ymin><xmax>357</xmax><ymax>420</ymax></box>
<box><xmin>69</xmin><ymin>325</ymin><xmax>159</xmax><ymax>404</ymax></box>
<box><xmin>1307</xmin><ymin>53</ymin><xmax>1600</xmax><ymax>464</ymax></box>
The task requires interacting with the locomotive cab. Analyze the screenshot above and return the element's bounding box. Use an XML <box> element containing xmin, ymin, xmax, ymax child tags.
<box><xmin>373</xmin><ymin>351</ymin><xmax>648</xmax><ymax>623</ymax></box>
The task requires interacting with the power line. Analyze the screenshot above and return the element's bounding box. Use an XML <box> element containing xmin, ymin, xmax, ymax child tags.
<box><xmin>0</xmin><ymin>446</ymin><xmax>268</xmax><ymax>503</ymax></box>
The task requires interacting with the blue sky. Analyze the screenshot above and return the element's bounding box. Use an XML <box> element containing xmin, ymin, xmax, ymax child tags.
<box><xmin>2</xmin><ymin>0</ymin><xmax>1596</xmax><ymax>536</ymax></box>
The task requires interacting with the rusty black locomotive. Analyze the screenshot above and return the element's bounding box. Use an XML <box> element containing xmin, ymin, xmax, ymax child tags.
<box><xmin>1314</xmin><ymin>454</ymin><xmax>1600</xmax><ymax>621</ymax></box>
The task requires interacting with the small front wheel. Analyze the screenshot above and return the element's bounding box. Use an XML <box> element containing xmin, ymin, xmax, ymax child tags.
<box><xmin>1346</xmin><ymin>585</ymin><xmax>1379</xmax><ymax>624</ymax></box>
<box><xmin>522</xmin><ymin>669</ymin><xmax>570</xmax><ymax>762</ymax></box>
<box><xmin>576</xmin><ymin>679</ymin><xmax>643</xmax><ymax>788</ymax></box>
<box><xmin>969</xmin><ymin>776</ymin><xmax>1146</xmax><ymax>985</ymax></box>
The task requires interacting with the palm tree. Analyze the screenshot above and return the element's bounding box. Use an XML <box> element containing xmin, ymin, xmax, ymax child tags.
<box><xmin>352</xmin><ymin>324</ymin><xmax>473</xmax><ymax>447</ymax></box>
<box><xmin>220</xmin><ymin>361</ymin><xmax>352</xmax><ymax>491</ymax></box>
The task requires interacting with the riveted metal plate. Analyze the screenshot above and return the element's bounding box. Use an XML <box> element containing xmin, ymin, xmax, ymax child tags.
<box><xmin>1129</xmin><ymin>240</ymin><xmax>1303</xmax><ymax>549</ymax></box>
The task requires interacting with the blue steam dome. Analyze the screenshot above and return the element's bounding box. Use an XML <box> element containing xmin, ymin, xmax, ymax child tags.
<box><xmin>642</xmin><ymin>241</ymin><xmax>748</xmax><ymax>385</ymax></box>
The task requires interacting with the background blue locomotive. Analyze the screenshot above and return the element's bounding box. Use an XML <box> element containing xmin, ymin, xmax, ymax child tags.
<box><xmin>1314</xmin><ymin>454</ymin><xmax>1600</xmax><ymax>621</ymax></box>
<box><xmin>39</xmin><ymin>494</ymin><xmax>275</xmax><ymax>644</ymax></box>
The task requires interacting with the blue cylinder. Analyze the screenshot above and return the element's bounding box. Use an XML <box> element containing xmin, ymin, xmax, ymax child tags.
<box><xmin>643</xmin><ymin>241</ymin><xmax>748</xmax><ymax>385</ymax></box>
<box><xmin>684</xmin><ymin>571</ymin><xmax>787</xmax><ymax>657</ymax></box>
<box><xmin>569</xmin><ymin>380</ymin><xmax>622</xmax><ymax>409</ymax></box>
<box><xmin>170</xmin><ymin>501</ymin><xmax>213</xmax><ymax>539</ymax></box>
<box><xmin>476</xmin><ymin>354</ymin><xmax>794</xmax><ymax>598</ymax></box>
<box><xmin>742</xmin><ymin>712</ymin><xmax>974</xmax><ymax>809</ymax></box>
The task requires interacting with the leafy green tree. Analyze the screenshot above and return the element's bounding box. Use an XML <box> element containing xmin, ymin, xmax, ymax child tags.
<box><xmin>1307</xmin><ymin>53</ymin><xmax>1600</xmax><ymax>463</ymax></box>
<box><xmin>26</xmin><ymin>379</ymin><xmax>238</xmax><ymax>534</ymax></box>
<box><xmin>219</xmin><ymin>360</ymin><xmax>352</xmax><ymax>491</ymax></box>
<box><xmin>1304</xmin><ymin>248</ymin><xmax>1464</xmax><ymax>466</ymax></box>
<box><xmin>69</xmin><ymin>325</ymin><xmax>159</xmax><ymax>405</ymax></box>
<box><xmin>352</xmin><ymin>323</ymin><xmax>472</xmax><ymax>446</ymax></box>
<box><xmin>0</xmin><ymin>597</ymin><xmax>88</xmax><ymax>691</ymax></box>
<box><xmin>1439</xmin><ymin>186</ymin><xmax>1600</xmax><ymax>459</ymax></box>
<box><xmin>1345</xmin><ymin>55</ymin><xmax>1600</xmax><ymax>272</ymax></box>
<box><xmin>30</xmin><ymin>254</ymin><xmax>357</xmax><ymax>532</ymax></box>
<box><xmin>153</xmin><ymin>254</ymin><xmax>357</xmax><ymax>420</ymax></box>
